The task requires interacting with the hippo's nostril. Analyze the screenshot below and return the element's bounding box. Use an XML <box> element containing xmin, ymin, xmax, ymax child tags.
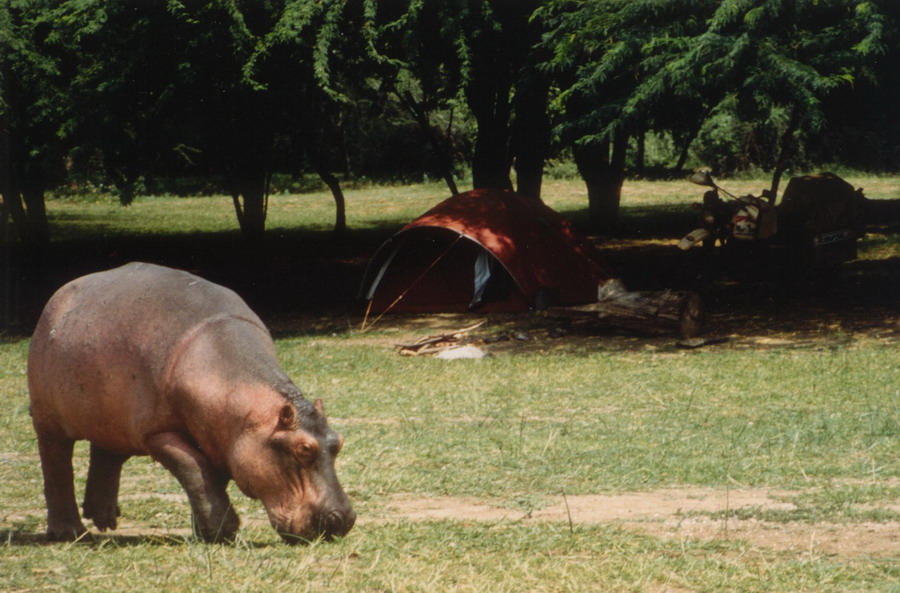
<box><xmin>319</xmin><ymin>508</ymin><xmax>356</xmax><ymax>538</ymax></box>
<box><xmin>276</xmin><ymin>507</ymin><xmax>356</xmax><ymax>544</ymax></box>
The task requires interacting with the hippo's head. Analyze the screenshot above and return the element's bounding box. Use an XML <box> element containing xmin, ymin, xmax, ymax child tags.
<box><xmin>231</xmin><ymin>394</ymin><xmax>355</xmax><ymax>543</ymax></box>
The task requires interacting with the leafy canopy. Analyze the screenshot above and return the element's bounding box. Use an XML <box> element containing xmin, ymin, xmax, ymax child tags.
<box><xmin>539</xmin><ymin>0</ymin><xmax>889</xmax><ymax>146</ymax></box>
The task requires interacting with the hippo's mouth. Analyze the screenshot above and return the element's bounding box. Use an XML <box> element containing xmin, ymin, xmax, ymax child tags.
<box><xmin>270</xmin><ymin>507</ymin><xmax>356</xmax><ymax>545</ymax></box>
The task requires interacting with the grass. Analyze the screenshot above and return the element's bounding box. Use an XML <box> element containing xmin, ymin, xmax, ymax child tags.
<box><xmin>288</xmin><ymin>341</ymin><xmax>898</xmax><ymax>496</ymax></box>
<box><xmin>2</xmin><ymin>175</ymin><xmax>899</xmax><ymax>592</ymax></box>
<box><xmin>4</xmin><ymin>522</ymin><xmax>892</xmax><ymax>593</ymax></box>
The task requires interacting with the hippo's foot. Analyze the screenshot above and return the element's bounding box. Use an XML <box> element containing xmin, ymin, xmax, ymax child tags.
<box><xmin>82</xmin><ymin>500</ymin><xmax>121</xmax><ymax>532</ymax></box>
<box><xmin>46</xmin><ymin>520</ymin><xmax>89</xmax><ymax>542</ymax></box>
<box><xmin>192</xmin><ymin>504</ymin><xmax>240</xmax><ymax>543</ymax></box>
<box><xmin>83</xmin><ymin>445</ymin><xmax>128</xmax><ymax>532</ymax></box>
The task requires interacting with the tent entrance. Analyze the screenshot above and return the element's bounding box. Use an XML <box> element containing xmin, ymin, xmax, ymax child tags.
<box><xmin>367</xmin><ymin>230</ymin><xmax>525</xmax><ymax>313</ymax></box>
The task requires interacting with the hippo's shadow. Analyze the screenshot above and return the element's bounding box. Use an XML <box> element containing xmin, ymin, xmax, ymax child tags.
<box><xmin>0</xmin><ymin>528</ymin><xmax>280</xmax><ymax>548</ymax></box>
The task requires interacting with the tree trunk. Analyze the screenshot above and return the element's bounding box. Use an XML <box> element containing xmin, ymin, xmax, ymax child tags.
<box><xmin>0</xmin><ymin>200</ymin><xmax>17</xmax><ymax>328</ymax></box>
<box><xmin>471</xmin><ymin>117</ymin><xmax>513</xmax><ymax>191</ymax></box>
<box><xmin>573</xmin><ymin>131</ymin><xmax>628</xmax><ymax>233</ymax></box>
<box><xmin>466</xmin><ymin>41</ymin><xmax>514</xmax><ymax>191</ymax></box>
<box><xmin>230</xmin><ymin>173</ymin><xmax>268</xmax><ymax>244</ymax></box>
<box><xmin>770</xmin><ymin>104</ymin><xmax>801</xmax><ymax>198</ymax></box>
<box><xmin>22</xmin><ymin>182</ymin><xmax>50</xmax><ymax>244</ymax></box>
<box><xmin>2</xmin><ymin>185</ymin><xmax>49</xmax><ymax>245</ymax></box>
<box><xmin>674</xmin><ymin>119</ymin><xmax>703</xmax><ymax>172</ymax></box>
<box><xmin>398</xmin><ymin>90</ymin><xmax>459</xmax><ymax>197</ymax></box>
<box><xmin>635</xmin><ymin>124</ymin><xmax>646</xmax><ymax>176</ymax></box>
<box><xmin>1</xmin><ymin>112</ymin><xmax>49</xmax><ymax>245</ymax></box>
<box><xmin>323</xmin><ymin>172</ymin><xmax>347</xmax><ymax>235</ymax></box>
<box><xmin>2</xmin><ymin>186</ymin><xmax>29</xmax><ymax>244</ymax></box>
<box><xmin>0</xmin><ymin>115</ymin><xmax>13</xmax><ymax>326</ymax></box>
<box><xmin>511</xmin><ymin>73</ymin><xmax>550</xmax><ymax>200</ymax></box>
<box><xmin>310</xmin><ymin>152</ymin><xmax>347</xmax><ymax>235</ymax></box>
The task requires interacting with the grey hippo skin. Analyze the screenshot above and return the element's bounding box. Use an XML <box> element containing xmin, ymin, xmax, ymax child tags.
<box><xmin>28</xmin><ymin>262</ymin><xmax>355</xmax><ymax>543</ymax></box>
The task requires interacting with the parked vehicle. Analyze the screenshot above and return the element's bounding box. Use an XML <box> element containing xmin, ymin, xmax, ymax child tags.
<box><xmin>678</xmin><ymin>171</ymin><xmax>867</xmax><ymax>280</ymax></box>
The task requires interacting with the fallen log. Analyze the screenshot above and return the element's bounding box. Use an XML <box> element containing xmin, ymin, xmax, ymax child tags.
<box><xmin>396</xmin><ymin>320</ymin><xmax>487</xmax><ymax>356</ymax></box>
<box><xmin>547</xmin><ymin>279</ymin><xmax>704</xmax><ymax>339</ymax></box>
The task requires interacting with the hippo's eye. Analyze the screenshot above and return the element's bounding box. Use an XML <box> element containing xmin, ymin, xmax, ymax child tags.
<box><xmin>296</xmin><ymin>441</ymin><xmax>318</xmax><ymax>459</ymax></box>
<box><xmin>272</xmin><ymin>432</ymin><xmax>319</xmax><ymax>464</ymax></box>
<box><xmin>291</xmin><ymin>434</ymin><xmax>321</xmax><ymax>464</ymax></box>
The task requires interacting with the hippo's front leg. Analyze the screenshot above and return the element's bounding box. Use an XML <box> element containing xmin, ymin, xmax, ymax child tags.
<box><xmin>146</xmin><ymin>432</ymin><xmax>240</xmax><ymax>543</ymax></box>
<box><xmin>83</xmin><ymin>445</ymin><xmax>129</xmax><ymax>531</ymax></box>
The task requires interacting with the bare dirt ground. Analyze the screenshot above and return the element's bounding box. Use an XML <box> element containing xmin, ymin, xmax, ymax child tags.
<box><xmin>374</xmin><ymin>488</ymin><xmax>900</xmax><ymax>559</ymax></box>
<box><xmin>49</xmin><ymin>486</ymin><xmax>893</xmax><ymax>559</ymax></box>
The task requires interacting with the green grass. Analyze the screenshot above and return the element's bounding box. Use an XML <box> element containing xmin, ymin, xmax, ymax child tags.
<box><xmin>2</xmin><ymin>176</ymin><xmax>898</xmax><ymax>592</ymax></box>
<box><xmin>42</xmin><ymin>174</ymin><xmax>900</xmax><ymax>252</ymax></box>
<box><xmin>3</xmin><ymin>521</ymin><xmax>893</xmax><ymax>593</ymax></box>
<box><xmin>44</xmin><ymin>180</ymin><xmax>456</xmax><ymax>240</ymax></box>
<box><xmin>283</xmin><ymin>340</ymin><xmax>898</xmax><ymax>498</ymax></box>
<box><xmin>700</xmin><ymin>482</ymin><xmax>900</xmax><ymax>523</ymax></box>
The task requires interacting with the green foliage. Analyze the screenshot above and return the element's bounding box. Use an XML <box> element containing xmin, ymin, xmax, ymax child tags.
<box><xmin>539</xmin><ymin>0</ymin><xmax>894</xmax><ymax>175</ymax></box>
<box><xmin>539</xmin><ymin>0</ymin><xmax>717</xmax><ymax>144</ymax></box>
<box><xmin>4</xmin><ymin>0</ymin><xmax>899</xmax><ymax>244</ymax></box>
<box><xmin>362</xmin><ymin>0</ymin><xmax>552</xmax><ymax>193</ymax></box>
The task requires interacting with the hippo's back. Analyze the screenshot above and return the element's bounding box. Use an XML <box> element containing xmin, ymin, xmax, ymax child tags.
<box><xmin>28</xmin><ymin>263</ymin><xmax>272</xmax><ymax>449</ymax></box>
<box><xmin>33</xmin><ymin>262</ymin><xmax>265</xmax><ymax>371</ymax></box>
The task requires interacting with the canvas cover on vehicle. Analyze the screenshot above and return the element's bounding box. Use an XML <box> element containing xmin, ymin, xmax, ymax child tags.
<box><xmin>779</xmin><ymin>173</ymin><xmax>867</xmax><ymax>236</ymax></box>
<box><xmin>360</xmin><ymin>188</ymin><xmax>610</xmax><ymax>313</ymax></box>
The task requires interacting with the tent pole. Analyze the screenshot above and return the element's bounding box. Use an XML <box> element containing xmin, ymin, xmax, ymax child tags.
<box><xmin>361</xmin><ymin>235</ymin><xmax>463</xmax><ymax>331</ymax></box>
<box><xmin>360</xmin><ymin>298</ymin><xmax>374</xmax><ymax>331</ymax></box>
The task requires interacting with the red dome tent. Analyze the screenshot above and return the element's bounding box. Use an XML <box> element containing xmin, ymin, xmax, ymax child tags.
<box><xmin>360</xmin><ymin>188</ymin><xmax>610</xmax><ymax>313</ymax></box>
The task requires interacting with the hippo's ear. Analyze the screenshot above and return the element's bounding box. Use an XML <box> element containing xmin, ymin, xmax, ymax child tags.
<box><xmin>314</xmin><ymin>398</ymin><xmax>327</xmax><ymax>419</ymax></box>
<box><xmin>278</xmin><ymin>404</ymin><xmax>297</xmax><ymax>430</ymax></box>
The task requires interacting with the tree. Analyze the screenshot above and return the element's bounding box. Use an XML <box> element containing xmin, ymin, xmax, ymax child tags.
<box><xmin>799</xmin><ymin>2</ymin><xmax>900</xmax><ymax>172</ymax></box>
<box><xmin>539</xmin><ymin>0</ymin><xmax>717</xmax><ymax>231</ymax></box>
<box><xmin>540</xmin><ymin>0</ymin><xmax>889</xmax><ymax>230</ymax></box>
<box><xmin>364</xmin><ymin>0</ymin><xmax>551</xmax><ymax>199</ymax></box>
<box><xmin>60</xmin><ymin>1</ymin><xmax>199</xmax><ymax>204</ymax></box>
<box><xmin>459</xmin><ymin>0</ymin><xmax>552</xmax><ymax>198</ymax></box>
<box><xmin>172</xmin><ymin>1</ymin><xmax>279</xmax><ymax>244</ymax></box>
<box><xmin>6</xmin><ymin>0</ymin><xmax>894</xmax><ymax>254</ymax></box>
<box><xmin>67</xmin><ymin>0</ymin><xmax>362</xmax><ymax>242</ymax></box>
<box><xmin>685</xmin><ymin>0</ymin><xmax>889</xmax><ymax>195</ymax></box>
<box><xmin>242</xmin><ymin>0</ymin><xmax>370</xmax><ymax>236</ymax></box>
<box><xmin>34</xmin><ymin>0</ymin><xmax>276</xmax><ymax>242</ymax></box>
<box><xmin>0</xmin><ymin>0</ymin><xmax>76</xmax><ymax>245</ymax></box>
<box><xmin>361</xmin><ymin>0</ymin><xmax>464</xmax><ymax>196</ymax></box>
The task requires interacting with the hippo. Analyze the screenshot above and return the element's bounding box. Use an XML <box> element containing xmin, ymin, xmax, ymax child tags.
<box><xmin>28</xmin><ymin>262</ymin><xmax>355</xmax><ymax>543</ymax></box>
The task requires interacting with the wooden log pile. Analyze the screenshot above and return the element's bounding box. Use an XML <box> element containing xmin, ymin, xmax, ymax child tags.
<box><xmin>547</xmin><ymin>279</ymin><xmax>704</xmax><ymax>339</ymax></box>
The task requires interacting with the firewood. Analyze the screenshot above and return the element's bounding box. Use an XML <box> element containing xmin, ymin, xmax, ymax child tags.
<box><xmin>547</xmin><ymin>280</ymin><xmax>704</xmax><ymax>339</ymax></box>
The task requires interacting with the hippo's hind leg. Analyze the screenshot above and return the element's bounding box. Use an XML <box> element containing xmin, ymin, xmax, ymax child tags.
<box><xmin>83</xmin><ymin>445</ymin><xmax>129</xmax><ymax>532</ymax></box>
<box><xmin>36</xmin><ymin>433</ymin><xmax>88</xmax><ymax>541</ymax></box>
<box><xmin>146</xmin><ymin>432</ymin><xmax>240</xmax><ymax>543</ymax></box>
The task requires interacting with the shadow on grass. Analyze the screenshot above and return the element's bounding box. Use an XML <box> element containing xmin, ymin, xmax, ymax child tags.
<box><xmin>6</xmin><ymin>199</ymin><xmax>900</xmax><ymax>342</ymax></box>
<box><xmin>0</xmin><ymin>527</ymin><xmax>282</xmax><ymax>549</ymax></box>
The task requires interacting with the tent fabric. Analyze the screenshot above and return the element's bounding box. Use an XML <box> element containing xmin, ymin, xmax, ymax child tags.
<box><xmin>361</xmin><ymin>188</ymin><xmax>610</xmax><ymax>313</ymax></box>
